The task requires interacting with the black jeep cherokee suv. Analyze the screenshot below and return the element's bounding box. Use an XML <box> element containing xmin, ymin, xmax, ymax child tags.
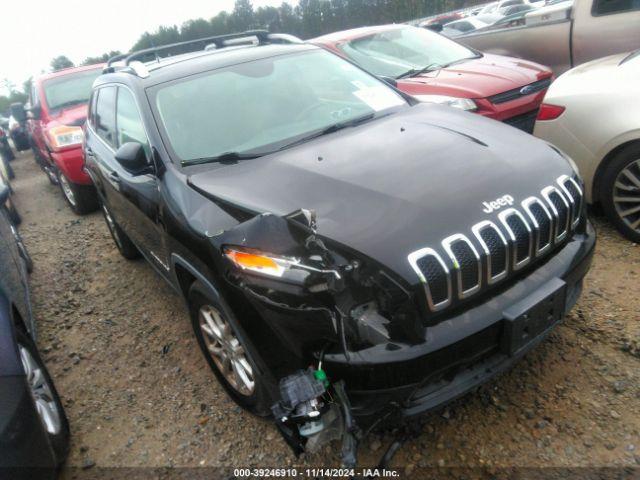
<box><xmin>84</xmin><ymin>31</ymin><xmax>595</xmax><ymax>461</ymax></box>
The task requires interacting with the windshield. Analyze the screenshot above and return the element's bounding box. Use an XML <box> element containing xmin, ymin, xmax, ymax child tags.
<box><xmin>43</xmin><ymin>69</ymin><xmax>102</xmax><ymax>112</ymax></box>
<box><xmin>338</xmin><ymin>26</ymin><xmax>478</xmax><ymax>79</ymax></box>
<box><xmin>153</xmin><ymin>49</ymin><xmax>407</xmax><ymax>163</ymax></box>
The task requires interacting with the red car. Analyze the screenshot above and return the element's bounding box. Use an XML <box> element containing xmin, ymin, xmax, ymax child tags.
<box><xmin>312</xmin><ymin>24</ymin><xmax>553</xmax><ymax>132</ymax></box>
<box><xmin>24</xmin><ymin>64</ymin><xmax>104</xmax><ymax>214</ymax></box>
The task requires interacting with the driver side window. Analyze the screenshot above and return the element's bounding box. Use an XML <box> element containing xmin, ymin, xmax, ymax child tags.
<box><xmin>116</xmin><ymin>87</ymin><xmax>150</xmax><ymax>157</ymax></box>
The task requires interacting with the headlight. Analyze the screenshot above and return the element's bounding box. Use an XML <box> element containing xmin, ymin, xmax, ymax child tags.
<box><xmin>46</xmin><ymin>125</ymin><xmax>84</xmax><ymax>149</ymax></box>
<box><xmin>224</xmin><ymin>247</ymin><xmax>297</xmax><ymax>278</ymax></box>
<box><xmin>413</xmin><ymin>94</ymin><xmax>477</xmax><ymax>111</ymax></box>
<box><xmin>224</xmin><ymin>246</ymin><xmax>341</xmax><ymax>282</ymax></box>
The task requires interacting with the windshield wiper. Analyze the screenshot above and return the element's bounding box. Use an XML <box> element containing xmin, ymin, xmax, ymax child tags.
<box><xmin>272</xmin><ymin>113</ymin><xmax>377</xmax><ymax>152</ymax></box>
<box><xmin>181</xmin><ymin>113</ymin><xmax>378</xmax><ymax>167</ymax></box>
<box><xmin>396</xmin><ymin>63</ymin><xmax>442</xmax><ymax>79</ymax></box>
<box><xmin>439</xmin><ymin>54</ymin><xmax>483</xmax><ymax>69</ymax></box>
<box><xmin>181</xmin><ymin>151</ymin><xmax>265</xmax><ymax>167</ymax></box>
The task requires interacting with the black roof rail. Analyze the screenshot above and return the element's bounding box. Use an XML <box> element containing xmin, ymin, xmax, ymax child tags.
<box><xmin>104</xmin><ymin>30</ymin><xmax>300</xmax><ymax>74</ymax></box>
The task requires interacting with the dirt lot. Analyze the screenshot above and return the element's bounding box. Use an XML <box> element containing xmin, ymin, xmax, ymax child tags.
<box><xmin>8</xmin><ymin>151</ymin><xmax>640</xmax><ymax>478</ymax></box>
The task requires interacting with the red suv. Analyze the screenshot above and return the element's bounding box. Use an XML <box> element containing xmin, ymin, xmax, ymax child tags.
<box><xmin>312</xmin><ymin>25</ymin><xmax>553</xmax><ymax>132</ymax></box>
<box><xmin>24</xmin><ymin>64</ymin><xmax>103</xmax><ymax>214</ymax></box>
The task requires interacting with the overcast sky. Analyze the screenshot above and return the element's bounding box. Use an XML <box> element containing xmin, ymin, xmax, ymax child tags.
<box><xmin>2</xmin><ymin>0</ymin><xmax>285</xmax><ymax>94</ymax></box>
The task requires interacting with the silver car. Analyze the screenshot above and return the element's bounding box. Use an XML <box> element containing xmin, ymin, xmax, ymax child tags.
<box><xmin>534</xmin><ymin>50</ymin><xmax>640</xmax><ymax>241</ymax></box>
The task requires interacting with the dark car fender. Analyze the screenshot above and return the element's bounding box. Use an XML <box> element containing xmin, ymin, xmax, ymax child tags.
<box><xmin>0</xmin><ymin>291</ymin><xmax>22</xmax><ymax>377</ymax></box>
<box><xmin>169</xmin><ymin>253</ymin><xmax>279</xmax><ymax>394</ymax></box>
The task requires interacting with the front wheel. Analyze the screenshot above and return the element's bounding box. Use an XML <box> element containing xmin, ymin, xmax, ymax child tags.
<box><xmin>188</xmin><ymin>281</ymin><xmax>272</xmax><ymax>416</ymax></box>
<box><xmin>17</xmin><ymin>331</ymin><xmax>70</xmax><ymax>467</ymax></box>
<box><xmin>601</xmin><ymin>144</ymin><xmax>640</xmax><ymax>243</ymax></box>
<box><xmin>56</xmin><ymin>170</ymin><xmax>98</xmax><ymax>215</ymax></box>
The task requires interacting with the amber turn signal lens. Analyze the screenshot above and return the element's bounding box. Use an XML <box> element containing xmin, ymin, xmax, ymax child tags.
<box><xmin>226</xmin><ymin>250</ymin><xmax>278</xmax><ymax>270</ymax></box>
<box><xmin>223</xmin><ymin>248</ymin><xmax>288</xmax><ymax>277</ymax></box>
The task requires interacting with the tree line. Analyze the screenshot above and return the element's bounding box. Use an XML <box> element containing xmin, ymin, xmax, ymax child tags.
<box><xmin>70</xmin><ymin>0</ymin><xmax>481</xmax><ymax>66</ymax></box>
<box><xmin>2</xmin><ymin>0</ymin><xmax>480</xmax><ymax>113</ymax></box>
<box><xmin>130</xmin><ymin>0</ymin><xmax>480</xmax><ymax>50</ymax></box>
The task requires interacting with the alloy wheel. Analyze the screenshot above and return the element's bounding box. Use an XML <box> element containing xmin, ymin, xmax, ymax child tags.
<box><xmin>19</xmin><ymin>345</ymin><xmax>62</xmax><ymax>435</ymax></box>
<box><xmin>613</xmin><ymin>158</ymin><xmax>640</xmax><ymax>234</ymax></box>
<box><xmin>198</xmin><ymin>305</ymin><xmax>255</xmax><ymax>396</ymax></box>
<box><xmin>58</xmin><ymin>173</ymin><xmax>77</xmax><ymax>207</ymax></box>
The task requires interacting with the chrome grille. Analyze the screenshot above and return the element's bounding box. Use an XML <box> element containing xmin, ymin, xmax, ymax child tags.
<box><xmin>543</xmin><ymin>186</ymin><xmax>570</xmax><ymax>241</ymax></box>
<box><xmin>408</xmin><ymin>248</ymin><xmax>451</xmax><ymax>311</ymax></box>
<box><xmin>522</xmin><ymin>197</ymin><xmax>553</xmax><ymax>255</ymax></box>
<box><xmin>558</xmin><ymin>175</ymin><xmax>583</xmax><ymax>229</ymax></box>
<box><xmin>472</xmin><ymin>221</ymin><xmax>508</xmax><ymax>284</ymax></box>
<box><xmin>499</xmin><ymin>208</ymin><xmax>532</xmax><ymax>270</ymax></box>
<box><xmin>488</xmin><ymin>78</ymin><xmax>552</xmax><ymax>104</ymax></box>
<box><xmin>442</xmin><ymin>234</ymin><xmax>481</xmax><ymax>298</ymax></box>
<box><xmin>408</xmin><ymin>176</ymin><xmax>583</xmax><ymax>312</ymax></box>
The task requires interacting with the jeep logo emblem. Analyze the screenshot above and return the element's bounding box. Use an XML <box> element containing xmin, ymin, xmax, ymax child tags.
<box><xmin>482</xmin><ymin>194</ymin><xmax>514</xmax><ymax>213</ymax></box>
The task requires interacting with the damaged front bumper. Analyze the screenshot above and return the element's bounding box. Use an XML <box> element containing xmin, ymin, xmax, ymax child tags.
<box><xmin>210</xmin><ymin>207</ymin><xmax>594</xmax><ymax>463</ymax></box>
<box><xmin>321</xmin><ymin>221</ymin><xmax>595</xmax><ymax>424</ymax></box>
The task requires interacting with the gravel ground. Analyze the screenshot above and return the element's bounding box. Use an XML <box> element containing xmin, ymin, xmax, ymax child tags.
<box><xmin>8</xmin><ymin>151</ymin><xmax>640</xmax><ymax>478</ymax></box>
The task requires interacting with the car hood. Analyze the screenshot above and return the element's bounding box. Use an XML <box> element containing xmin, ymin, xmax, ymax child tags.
<box><xmin>49</xmin><ymin>103</ymin><xmax>88</xmax><ymax>127</ymax></box>
<box><xmin>545</xmin><ymin>52</ymin><xmax>638</xmax><ymax>99</ymax></box>
<box><xmin>398</xmin><ymin>53</ymin><xmax>551</xmax><ymax>99</ymax></box>
<box><xmin>188</xmin><ymin>104</ymin><xmax>572</xmax><ymax>285</ymax></box>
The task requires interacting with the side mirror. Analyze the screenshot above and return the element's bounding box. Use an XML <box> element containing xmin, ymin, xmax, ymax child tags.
<box><xmin>379</xmin><ymin>76</ymin><xmax>398</xmax><ymax>88</ymax></box>
<box><xmin>0</xmin><ymin>182</ymin><xmax>10</xmax><ymax>205</ymax></box>
<box><xmin>10</xmin><ymin>103</ymin><xmax>27</xmax><ymax>123</ymax></box>
<box><xmin>425</xmin><ymin>23</ymin><xmax>444</xmax><ymax>33</ymax></box>
<box><xmin>115</xmin><ymin>142</ymin><xmax>149</xmax><ymax>173</ymax></box>
<box><xmin>27</xmin><ymin>105</ymin><xmax>41</xmax><ymax>120</ymax></box>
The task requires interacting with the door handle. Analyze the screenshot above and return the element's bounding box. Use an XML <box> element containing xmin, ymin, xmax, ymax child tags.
<box><xmin>109</xmin><ymin>171</ymin><xmax>120</xmax><ymax>183</ymax></box>
<box><xmin>85</xmin><ymin>146</ymin><xmax>95</xmax><ymax>156</ymax></box>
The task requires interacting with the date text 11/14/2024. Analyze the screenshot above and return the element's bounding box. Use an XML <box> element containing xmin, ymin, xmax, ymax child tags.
<box><xmin>233</xmin><ymin>467</ymin><xmax>401</xmax><ymax>477</ymax></box>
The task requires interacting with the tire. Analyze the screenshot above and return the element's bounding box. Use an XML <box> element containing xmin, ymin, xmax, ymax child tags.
<box><xmin>56</xmin><ymin>170</ymin><xmax>98</xmax><ymax>215</ymax></box>
<box><xmin>15</xmin><ymin>330</ymin><xmax>70</xmax><ymax>467</ymax></box>
<box><xmin>600</xmin><ymin>144</ymin><xmax>640</xmax><ymax>243</ymax></box>
<box><xmin>34</xmin><ymin>150</ymin><xmax>58</xmax><ymax>185</ymax></box>
<box><xmin>100</xmin><ymin>203</ymin><xmax>140</xmax><ymax>260</ymax></box>
<box><xmin>188</xmin><ymin>281</ymin><xmax>272</xmax><ymax>416</ymax></box>
<box><xmin>1</xmin><ymin>141</ymin><xmax>16</xmax><ymax>161</ymax></box>
<box><xmin>12</xmin><ymin>225</ymin><xmax>34</xmax><ymax>273</ymax></box>
<box><xmin>2</xmin><ymin>156</ymin><xmax>15</xmax><ymax>179</ymax></box>
<box><xmin>45</xmin><ymin>166</ymin><xmax>59</xmax><ymax>185</ymax></box>
<box><xmin>6</xmin><ymin>161</ymin><xmax>15</xmax><ymax>180</ymax></box>
<box><xmin>6</xmin><ymin>199</ymin><xmax>21</xmax><ymax>225</ymax></box>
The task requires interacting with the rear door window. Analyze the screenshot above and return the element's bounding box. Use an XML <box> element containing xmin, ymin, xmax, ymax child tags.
<box><xmin>592</xmin><ymin>0</ymin><xmax>640</xmax><ymax>15</ymax></box>
<box><xmin>95</xmin><ymin>86</ymin><xmax>117</xmax><ymax>148</ymax></box>
<box><xmin>88</xmin><ymin>91</ymin><xmax>98</xmax><ymax>130</ymax></box>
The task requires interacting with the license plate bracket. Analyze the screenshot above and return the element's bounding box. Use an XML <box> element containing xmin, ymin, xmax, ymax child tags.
<box><xmin>501</xmin><ymin>278</ymin><xmax>567</xmax><ymax>356</ymax></box>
